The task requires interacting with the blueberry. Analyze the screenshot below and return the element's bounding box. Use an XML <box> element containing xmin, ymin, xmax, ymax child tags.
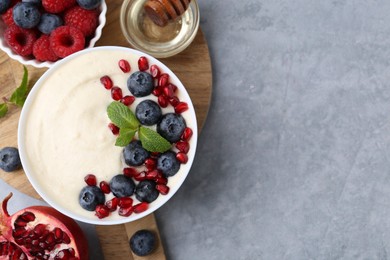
<box><xmin>135</xmin><ymin>100</ymin><xmax>162</xmax><ymax>126</ymax></box>
<box><xmin>76</xmin><ymin>0</ymin><xmax>101</xmax><ymax>10</ymax></box>
<box><xmin>13</xmin><ymin>2</ymin><xmax>41</xmax><ymax>29</ymax></box>
<box><xmin>79</xmin><ymin>186</ymin><xmax>105</xmax><ymax>211</ymax></box>
<box><xmin>109</xmin><ymin>174</ymin><xmax>135</xmax><ymax>198</ymax></box>
<box><xmin>129</xmin><ymin>230</ymin><xmax>156</xmax><ymax>256</ymax></box>
<box><xmin>157</xmin><ymin>151</ymin><xmax>180</xmax><ymax>177</ymax></box>
<box><xmin>127</xmin><ymin>71</ymin><xmax>154</xmax><ymax>97</ymax></box>
<box><xmin>37</xmin><ymin>13</ymin><xmax>63</xmax><ymax>34</ymax></box>
<box><xmin>0</xmin><ymin>147</ymin><xmax>21</xmax><ymax>172</ymax></box>
<box><xmin>135</xmin><ymin>180</ymin><xmax>159</xmax><ymax>203</ymax></box>
<box><xmin>22</xmin><ymin>0</ymin><xmax>41</xmax><ymax>5</ymax></box>
<box><xmin>157</xmin><ymin>113</ymin><xmax>186</xmax><ymax>143</ymax></box>
<box><xmin>0</xmin><ymin>0</ymin><xmax>11</xmax><ymax>14</ymax></box>
<box><xmin>123</xmin><ymin>140</ymin><xmax>150</xmax><ymax>166</ymax></box>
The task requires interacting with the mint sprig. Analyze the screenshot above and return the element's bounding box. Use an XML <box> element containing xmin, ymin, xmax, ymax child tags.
<box><xmin>0</xmin><ymin>103</ymin><xmax>8</xmax><ymax>118</ymax></box>
<box><xmin>107</xmin><ymin>101</ymin><xmax>171</xmax><ymax>152</ymax></box>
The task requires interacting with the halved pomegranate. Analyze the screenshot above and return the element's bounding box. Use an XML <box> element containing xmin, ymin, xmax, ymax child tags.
<box><xmin>0</xmin><ymin>193</ymin><xmax>88</xmax><ymax>260</ymax></box>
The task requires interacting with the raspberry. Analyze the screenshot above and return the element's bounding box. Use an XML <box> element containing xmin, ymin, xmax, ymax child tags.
<box><xmin>50</xmin><ymin>25</ymin><xmax>85</xmax><ymax>58</ymax></box>
<box><xmin>4</xmin><ymin>24</ymin><xmax>37</xmax><ymax>57</ymax></box>
<box><xmin>64</xmin><ymin>6</ymin><xmax>98</xmax><ymax>37</ymax></box>
<box><xmin>1</xmin><ymin>7</ymin><xmax>14</xmax><ymax>26</ymax></box>
<box><xmin>33</xmin><ymin>35</ymin><xmax>59</xmax><ymax>62</ymax></box>
<box><xmin>42</xmin><ymin>0</ymin><xmax>76</xmax><ymax>13</ymax></box>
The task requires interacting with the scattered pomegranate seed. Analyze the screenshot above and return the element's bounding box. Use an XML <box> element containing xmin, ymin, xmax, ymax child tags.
<box><xmin>176</xmin><ymin>152</ymin><xmax>188</xmax><ymax>164</ymax></box>
<box><xmin>111</xmin><ymin>86</ymin><xmax>123</xmax><ymax>101</ymax></box>
<box><xmin>156</xmin><ymin>176</ymin><xmax>168</xmax><ymax>185</ymax></box>
<box><xmin>123</xmin><ymin>167</ymin><xmax>138</xmax><ymax>177</ymax></box>
<box><xmin>152</xmin><ymin>87</ymin><xmax>162</xmax><ymax>96</ymax></box>
<box><xmin>158</xmin><ymin>73</ymin><xmax>169</xmax><ymax>87</ymax></box>
<box><xmin>133</xmin><ymin>202</ymin><xmax>149</xmax><ymax>213</ymax></box>
<box><xmin>84</xmin><ymin>174</ymin><xmax>97</xmax><ymax>186</ymax></box>
<box><xmin>174</xmin><ymin>102</ymin><xmax>188</xmax><ymax>114</ymax></box>
<box><xmin>138</xmin><ymin>56</ymin><xmax>149</xmax><ymax>71</ymax></box>
<box><xmin>108</xmin><ymin>123</ymin><xmax>119</xmax><ymax>135</ymax></box>
<box><xmin>134</xmin><ymin>171</ymin><xmax>147</xmax><ymax>181</ymax></box>
<box><xmin>118</xmin><ymin>59</ymin><xmax>131</xmax><ymax>73</ymax></box>
<box><xmin>118</xmin><ymin>206</ymin><xmax>133</xmax><ymax>217</ymax></box>
<box><xmin>99</xmin><ymin>181</ymin><xmax>111</xmax><ymax>194</ymax></box>
<box><xmin>181</xmin><ymin>127</ymin><xmax>193</xmax><ymax>141</ymax></box>
<box><xmin>175</xmin><ymin>141</ymin><xmax>190</xmax><ymax>153</ymax></box>
<box><xmin>100</xmin><ymin>75</ymin><xmax>113</xmax><ymax>90</ymax></box>
<box><xmin>144</xmin><ymin>158</ymin><xmax>156</xmax><ymax>171</ymax></box>
<box><xmin>105</xmin><ymin>197</ymin><xmax>119</xmax><ymax>212</ymax></box>
<box><xmin>163</xmin><ymin>84</ymin><xmax>174</xmax><ymax>98</ymax></box>
<box><xmin>150</xmin><ymin>64</ymin><xmax>160</xmax><ymax>78</ymax></box>
<box><xmin>169</xmin><ymin>96</ymin><xmax>180</xmax><ymax>107</ymax></box>
<box><xmin>156</xmin><ymin>184</ymin><xmax>170</xmax><ymax>195</ymax></box>
<box><xmin>95</xmin><ymin>205</ymin><xmax>110</xmax><ymax>219</ymax></box>
<box><xmin>118</xmin><ymin>197</ymin><xmax>133</xmax><ymax>209</ymax></box>
<box><xmin>121</xmin><ymin>95</ymin><xmax>135</xmax><ymax>106</ymax></box>
<box><xmin>158</xmin><ymin>95</ymin><xmax>169</xmax><ymax>108</ymax></box>
<box><xmin>146</xmin><ymin>170</ymin><xmax>159</xmax><ymax>180</ymax></box>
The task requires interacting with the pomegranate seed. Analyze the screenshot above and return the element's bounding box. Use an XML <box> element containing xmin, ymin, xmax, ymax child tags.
<box><xmin>14</xmin><ymin>217</ymin><xmax>28</xmax><ymax>227</ymax></box>
<box><xmin>150</xmin><ymin>64</ymin><xmax>160</xmax><ymax>78</ymax></box>
<box><xmin>62</xmin><ymin>232</ymin><xmax>70</xmax><ymax>244</ymax></box>
<box><xmin>133</xmin><ymin>202</ymin><xmax>149</xmax><ymax>213</ymax></box>
<box><xmin>45</xmin><ymin>232</ymin><xmax>55</xmax><ymax>245</ymax></box>
<box><xmin>152</xmin><ymin>86</ymin><xmax>162</xmax><ymax>96</ymax></box>
<box><xmin>84</xmin><ymin>174</ymin><xmax>97</xmax><ymax>186</ymax></box>
<box><xmin>134</xmin><ymin>171</ymin><xmax>147</xmax><ymax>181</ymax></box>
<box><xmin>53</xmin><ymin>228</ymin><xmax>63</xmax><ymax>241</ymax></box>
<box><xmin>176</xmin><ymin>152</ymin><xmax>188</xmax><ymax>164</ymax></box>
<box><xmin>99</xmin><ymin>181</ymin><xmax>111</xmax><ymax>194</ymax></box>
<box><xmin>138</xmin><ymin>56</ymin><xmax>149</xmax><ymax>71</ymax></box>
<box><xmin>95</xmin><ymin>205</ymin><xmax>110</xmax><ymax>219</ymax></box>
<box><xmin>144</xmin><ymin>158</ymin><xmax>156</xmax><ymax>171</ymax></box>
<box><xmin>156</xmin><ymin>184</ymin><xmax>170</xmax><ymax>195</ymax></box>
<box><xmin>121</xmin><ymin>95</ymin><xmax>135</xmax><ymax>106</ymax></box>
<box><xmin>108</xmin><ymin>123</ymin><xmax>119</xmax><ymax>135</ymax></box>
<box><xmin>146</xmin><ymin>170</ymin><xmax>159</xmax><ymax>180</ymax></box>
<box><xmin>174</xmin><ymin>102</ymin><xmax>188</xmax><ymax>114</ymax></box>
<box><xmin>33</xmin><ymin>224</ymin><xmax>46</xmax><ymax>236</ymax></box>
<box><xmin>181</xmin><ymin>127</ymin><xmax>193</xmax><ymax>141</ymax></box>
<box><xmin>163</xmin><ymin>84</ymin><xmax>174</xmax><ymax>98</ymax></box>
<box><xmin>13</xmin><ymin>228</ymin><xmax>27</xmax><ymax>238</ymax></box>
<box><xmin>123</xmin><ymin>167</ymin><xmax>138</xmax><ymax>177</ymax></box>
<box><xmin>111</xmin><ymin>86</ymin><xmax>123</xmax><ymax>101</ymax></box>
<box><xmin>158</xmin><ymin>95</ymin><xmax>169</xmax><ymax>108</ymax></box>
<box><xmin>118</xmin><ymin>206</ymin><xmax>133</xmax><ymax>217</ymax></box>
<box><xmin>100</xmin><ymin>75</ymin><xmax>113</xmax><ymax>90</ymax></box>
<box><xmin>169</xmin><ymin>96</ymin><xmax>180</xmax><ymax>106</ymax></box>
<box><xmin>156</xmin><ymin>176</ymin><xmax>168</xmax><ymax>185</ymax></box>
<box><xmin>158</xmin><ymin>73</ymin><xmax>169</xmax><ymax>87</ymax></box>
<box><xmin>118</xmin><ymin>59</ymin><xmax>131</xmax><ymax>73</ymax></box>
<box><xmin>118</xmin><ymin>197</ymin><xmax>133</xmax><ymax>208</ymax></box>
<box><xmin>20</xmin><ymin>212</ymin><xmax>35</xmax><ymax>222</ymax></box>
<box><xmin>105</xmin><ymin>197</ymin><xmax>119</xmax><ymax>212</ymax></box>
<box><xmin>175</xmin><ymin>141</ymin><xmax>190</xmax><ymax>153</ymax></box>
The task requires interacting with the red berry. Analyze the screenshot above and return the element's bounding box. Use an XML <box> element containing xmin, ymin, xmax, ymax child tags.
<box><xmin>2</xmin><ymin>7</ymin><xmax>14</xmax><ymax>26</ymax></box>
<box><xmin>111</xmin><ymin>86</ymin><xmax>123</xmax><ymax>101</ymax></box>
<box><xmin>158</xmin><ymin>73</ymin><xmax>169</xmax><ymax>87</ymax></box>
<box><xmin>156</xmin><ymin>184</ymin><xmax>169</xmax><ymax>195</ymax></box>
<box><xmin>174</xmin><ymin>102</ymin><xmax>188</xmax><ymax>114</ymax></box>
<box><xmin>118</xmin><ymin>206</ymin><xmax>133</xmax><ymax>217</ymax></box>
<box><xmin>138</xmin><ymin>56</ymin><xmax>149</xmax><ymax>71</ymax></box>
<box><xmin>64</xmin><ymin>6</ymin><xmax>98</xmax><ymax>37</ymax></box>
<box><xmin>176</xmin><ymin>152</ymin><xmax>188</xmax><ymax>164</ymax></box>
<box><xmin>181</xmin><ymin>127</ymin><xmax>193</xmax><ymax>141</ymax></box>
<box><xmin>118</xmin><ymin>197</ymin><xmax>133</xmax><ymax>209</ymax></box>
<box><xmin>150</xmin><ymin>64</ymin><xmax>160</xmax><ymax>78</ymax></box>
<box><xmin>99</xmin><ymin>181</ymin><xmax>111</xmax><ymax>194</ymax></box>
<box><xmin>108</xmin><ymin>123</ymin><xmax>119</xmax><ymax>135</ymax></box>
<box><xmin>144</xmin><ymin>158</ymin><xmax>156</xmax><ymax>171</ymax></box>
<box><xmin>158</xmin><ymin>95</ymin><xmax>169</xmax><ymax>108</ymax></box>
<box><xmin>84</xmin><ymin>174</ymin><xmax>97</xmax><ymax>186</ymax></box>
<box><xmin>121</xmin><ymin>95</ymin><xmax>135</xmax><ymax>106</ymax></box>
<box><xmin>95</xmin><ymin>205</ymin><xmax>110</xmax><ymax>219</ymax></box>
<box><xmin>42</xmin><ymin>0</ymin><xmax>76</xmax><ymax>13</ymax></box>
<box><xmin>32</xmin><ymin>35</ymin><xmax>59</xmax><ymax>62</ymax></box>
<box><xmin>50</xmin><ymin>26</ymin><xmax>85</xmax><ymax>58</ymax></box>
<box><xmin>118</xmin><ymin>59</ymin><xmax>131</xmax><ymax>73</ymax></box>
<box><xmin>123</xmin><ymin>167</ymin><xmax>138</xmax><ymax>178</ymax></box>
<box><xmin>4</xmin><ymin>24</ymin><xmax>37</xmax><ymax>57</ymax></box>
<box><xmin>133</xmin><ymin>202</ymin><xmax>149</xmax><ymax>214</ymax></box>
<box><xmin>100</xmin><ymin>75</ymin><xmax>113</xmax><ymax>90</ymax></box>
<box><xmin>105</xmin><ymin>197</ymin><xmax>119</xmax><ymax>212</ymax></box>
<box><xmin>175</xmin><ymin>141</ymin><xmax>189</xmax><ymax>153</ymax></box>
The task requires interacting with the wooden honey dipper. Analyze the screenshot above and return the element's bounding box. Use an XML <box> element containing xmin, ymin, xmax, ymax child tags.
<box><xmin>144</xmin><ymin>0</ymin><xmax>191</xmax><ymax>27</ymax></box>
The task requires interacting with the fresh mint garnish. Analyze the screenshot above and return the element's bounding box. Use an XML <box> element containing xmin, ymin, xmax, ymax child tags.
<box><xmin>106</xmin><ymin>101</ymin><xmax>171</xmax><ymax>152</ymax></box>
<box><xmin>10</xmin><ymin>66</ymin><xmax>29</xmax><ymax>107</ymax></box>
<box><xmin>0</xmin><ymin>103</ymin><xmax>8</xmax><ymax>118</ymax></box>
<box><xmin>139</xmin><ymin>126</ymin><xmax>171</xmax><ymax>153</ymax></box>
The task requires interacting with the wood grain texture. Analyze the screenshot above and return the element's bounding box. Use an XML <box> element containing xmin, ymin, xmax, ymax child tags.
<box><xmin>0</xmin><ymin>0</ymin><xmax>212</xmax><ymax>259</ymax></box>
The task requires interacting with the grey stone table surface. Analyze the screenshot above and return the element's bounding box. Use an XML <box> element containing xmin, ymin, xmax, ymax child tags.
<box><xmin>155</xmin><ymin>0</ymin><xmax>390</xmax><ymax>259</ymax></box>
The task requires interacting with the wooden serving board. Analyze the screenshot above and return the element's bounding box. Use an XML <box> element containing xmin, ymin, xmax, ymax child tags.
<box><xmin>0</xmin><ymin>1</ymin><xmax>212</xmax><ymax>259</ymax></box>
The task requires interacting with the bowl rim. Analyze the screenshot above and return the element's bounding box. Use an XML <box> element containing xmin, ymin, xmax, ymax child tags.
<box><xmin>0</xmin><ymin>0</ymin><xmax>107</xmax><ymax>68</ymax></box>
<box><xmin>18</xmin><ymin>46</ymin><xmax>198</xmax><ymax>225</ymax></box>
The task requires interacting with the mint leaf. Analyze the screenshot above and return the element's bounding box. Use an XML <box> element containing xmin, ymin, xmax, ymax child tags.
<box><xmin>107</xmin><ymin>101</ymin><xmax>139</xmax><ymax>129</ymax></box>
<box><xmin>10</xmin><ymin>66</ymin><xmax>29</xmax><ymax>107</ymax></box>
<box><xmin>0</xmin><ymin>103</ymin><xmax>8</xmax><ymax>118</ymax></box>
<box><xmin>139</xmin><ymin>126</ymin><xmax>171</xmax><ymax>152</ymax></box>
<box><xmin>115</xmin><ymin>128</ymin><xmax>137</xmax><ymax>147</ymax></box>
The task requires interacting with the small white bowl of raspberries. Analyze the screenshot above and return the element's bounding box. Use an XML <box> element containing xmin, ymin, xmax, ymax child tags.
<box><xmin>0</xmin><ymin>0</ymin><xmax>107</xmax><ymax>68</ymax></box>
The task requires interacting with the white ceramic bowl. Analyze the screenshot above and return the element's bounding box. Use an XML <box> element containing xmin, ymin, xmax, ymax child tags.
<box><xmin>18</xmin><ymin>46</ymin><xmax>198</xmax><ymax>225</ymax></box>
<box><xmin>0</xmin><ymin>1</ymin><xmax>107</xmax><ymax>68</ymax></box>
